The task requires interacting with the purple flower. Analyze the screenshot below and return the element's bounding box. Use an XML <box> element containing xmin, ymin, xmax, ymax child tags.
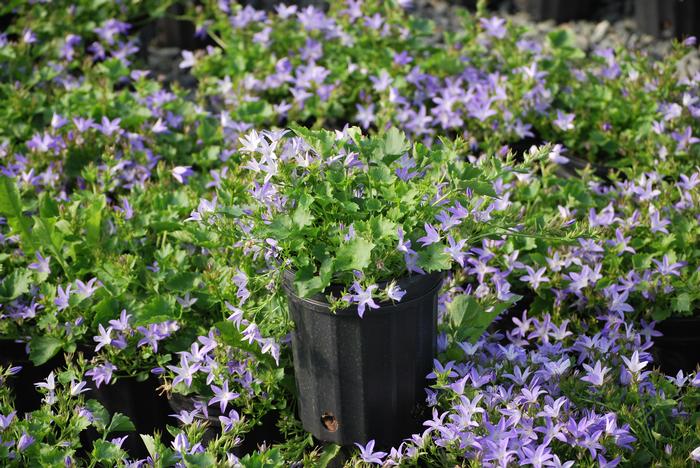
<box><xmin>209</xmin><ymin>380</ymin><xmax>240</xmax><ymax>413</ymax></box>
<box><xmin>519</xmin><ymin>266</ymin><xmax>550</xmax><ymax>289</ymax></box>
<box><xmin>444</xmin><ymin>235</ymin><xmax>467</xmax><ymax>267</ymax></box>
<box><xmin>94</xmin><ymin>324</ymin><xmax>113</xmax><ymax>352</ymax></box>
<box><xmin>479</xmin><ymin>17</ymin><xmax>506</xmax><ymax>39</ymax></box>
<box><xmin>173</xmin><ymin>433</ymin><xmax>189</xmax><ymax>453</ymax></box>
<box><xmin>0</xmin><ymin>411</ymin><xmax>15</xmax><ymax>430</ymax></box>
<box><xmin>171</xmin><ymin>408</ymin><xmax>200</xmax><ymax>425</ymax></box>
<box><xmin>219</xmin><ymin>409</ymin><xmax>241</xmax><ymax>433</ymax></box>
<box><xmin>347</xmin><ymin>282</ymin><xmax>379</xmax><ymax>318</ymax></box>
<box><xmin>73</xmin><ymin>117</ymin><xmax>94</xmax><ymax>133</ymax></box>
<box><xmin>137</xmin><ymin>323</ymin><xmax>174</xmax><ymax>352</ymax></box>
<box><xmin>553</xmin><ymin>110</ymin><xmax>575</xmax><ymax>131</ymax></box>
<box><xmin>172</xmin><ymin>166</ymin><xmax>194</xmax><ymax>184</ymax></box>
<box><xmin>176</xmin><ymin>292</ymin><xmax>198</xmax><ymax>309</ymax></box>
<box><xmin>417</xmin><ymin>223</ymin><xmax>440</xmax><ymax>246</ymax></box>
<box><xmin>370</xmin><ymin>70</ymin><xmax>392</xmax><ymax>92</ymax></box>
<box><xmin>168</xmin><ymin>355</ymin><xmax>200</xmax><ymax>388</ymax></box>
<box><xmin>355</xmin><ymin>440</ymin><xmax>387</xmax><ymax>465</ymax></box>
<box><xmin>581</xmin><ymin>360</ymin><xmax>610</xmax><ymax>386</ymax></box>
<box><xmin>608</xmin><ymin>229</ymin><xmax>635</xmax><ymax>256</ymax></box>
<box><xmin>671</xmin><ymin>126</ymin><xmax>700</xmax><ymax>151</ymax></box>
<box><xmin>652</xmin><ymin>255</ymin><xmax>686</xmax><ymax>277</ymax></box>
<box><xmin>17</xmin><ymin>432</ymin><xmax>34</xmax><ymax>451</ymax></box>
<box><xmin>649</xmin><ymin>207</ymin><xmax>670</xmax><ymax>234</ymax></box>
<box><xmin>95</xmin><ymin>117</ymin><xmax>122</xmax><ymax>137</ymax></box>
<box><xmin>70</xmin><ymin>380</ymin><xmax>90</xmax><ymax>396</ymax></box>
<box><xmin>608</xmin><ymin>289</ymin><xmax>634</xmax><ymax>314</ymax></box>
<box><xmin>356</xmin><ymin>103</ymin><xmax>375</xmax><ymax>129</ymax></box>
<box><xmin>691</xmin><ymin>446</ymin><xmax>700</xmax><ymax>462</ymax></box>
<box><xmin>621</xmin><ymin>351</ymin><xmax>648</xmax><ymax>375</ymax></box>
<box><xmin>185</xmin><ymin>197</ymin><xmax>217</xmax><ymax>222</ymax></box>
<box><xmin>114</xmin><ymin>197</ymin><xmax>134</xmax><ymax>220</ymax></box>
<box><xmin>28</xmin><ymin>252</ymin><xmax>51</xmax><ymax>274</ymax></box>
<box><xmin>85</xmin><ymin>362</ymin><xmax>117</xmax><ymax>388</ymax></box>
<box><xmin>75</xmin><ymin>278</ymin><xmax>99</xmax><ymax>298</ymax></box>
<box><xmin>520</xmin><ymin>444</ymin><xmax>554</xmax><ymax>467</ymax></box>
<box><xmin>396</xmin><ymin>227</ymin><xmax>415</xmax><ymax>254</ymax></box>
<box><xmin>35</xmin><ymin>371</ymin><xmax>56</xmax><ymax>391</ymax></box>
<box><xmin>55</xmin><ymin>284</ymin><xmax>72</xmax><ymax>310</ymax></box>
<box><xmin>386</xmin><ymin>282</ymin><xmax>406</xmax><ymax>301</ymax></box>
<box><xmin>108</xmin><ymin>309</ymin><xmax>131</xmax><ymax>332</ymax></box>
<box><xmin>179</xmin><ymin>50</ymin><xmax>196</xmax><ymax>69</ymax></box>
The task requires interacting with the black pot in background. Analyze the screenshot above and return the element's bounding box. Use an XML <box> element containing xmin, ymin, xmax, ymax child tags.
<box><xmin>0</xmin><ymin>340</ymin><xmax>65</xmax><ymax>415</ymax></box>
<box><xmin>168</xmin><ymin>394</ymin><xmax>281</xmax><ymax>456</ymax></box>
<box><xmin>653</xmin><ymin>316</ymin><xmax>700</xmax><ymax>375</ymax></box>
<box><xmin>284</xmin><ymin>271</ymin><xmax>443</xmax><ymax>447</ymax></box>
<box><xmin>635</xmin><ymin>0</ymin><xmax>700</xmax><ymax>40</ymax></box>
<box><xmin>80</xmin><ymin>377</ymin><xmax>172</xmax><ymax>460</ymax></box>
<box><xmin>515</xmin><ymin>0</ymin><xmax>595</xmax><ymax>22</ymax></box>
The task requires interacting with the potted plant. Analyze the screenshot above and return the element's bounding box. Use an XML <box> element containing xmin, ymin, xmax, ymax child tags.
<box><xmin>210</xmin><ymin>125</ymin><xmax>539</xmax><ymax>446</ymax></box>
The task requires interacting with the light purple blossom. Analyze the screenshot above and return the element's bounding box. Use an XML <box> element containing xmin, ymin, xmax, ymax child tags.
<box><xmin>347</xmin><ymin>282</ymin><xmax>379</xmax><ymax>318</ymax></box>
<box><xmin>417</xmin><ymin>223</ymin><xmax>440</xmax><ymax>246</ymax></box>
<box><xmin>28</xmin><ymin>252</ymin><xmax>51</xmax><ymax>274</ymax></box>
<box><xmin>581</xmin><ymin>360</ymin><xmax>610</xmax><ymax>387</ymax></box>
<box><xmin>355</xmin><ymin>440</ymin><xmax>387</xmax><ymax>465</ymax></box>
<box><xmin>553</xmin><ymin>110</ymin><xmax>575</xmax><ymax>131</ymax></box>
<box><xmin>209</xmin><ymin>380</ymin><xmax>240</xmax><ymax>413</ymax></box>
<box><xmin>386</xmin><ymin>281</ymin><xmax>406</xmax><ymax>301</ymax></box>
<box><xmin>172</xmin><ymin>166</ymin><xmax>194</xmax><ymax>184</ymax></box>
<box><xmin>86</xmin><ymin>362</ymin><xmax>117</xmax><ymax>388</ymax></box>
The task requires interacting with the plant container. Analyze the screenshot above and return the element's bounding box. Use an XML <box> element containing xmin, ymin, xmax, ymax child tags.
<box><xmin>284</xmin><ymin>271</ymin><xmax>443</xmax><ymax>447</ymax></box>
<box><xmin>168</xmin><ymin>394</ymin><xmax>281</xmax><ymax>455</ymax></box>
<box><xmin>80</xmin><ymin>376</ymin><xmax>172</xmax><ymax>459</ymax></box>
<box><xmin>515</xmin><ymin>0</ymin><xmax>595</xmax><ymax>23</ymax></box>
<box><xmin>653</xmin><ymin>316</ymin><xmax>700</xmax><ymax>375</ymax></box>
<box><xmin>635</xmin><ymin>0</ymin><xmax>700</xmax><ymax>39</ymax></box>
<box><xmin>0</xmin><ymin>339</ymin><xmax>65</xmax><ymax>415</ymax></box>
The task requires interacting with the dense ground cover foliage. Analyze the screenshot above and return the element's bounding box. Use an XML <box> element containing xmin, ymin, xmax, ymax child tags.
<box><xmin>0</xmin><ymin>0</ymin><xmax>698</xmax><ymax>466</ymax></box>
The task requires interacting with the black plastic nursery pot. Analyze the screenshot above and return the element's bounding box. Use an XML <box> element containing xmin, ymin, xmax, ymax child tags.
<box><xmin>284</xmin><ymin>271</ymin><xmax>443</xmax><ymax>447</ymax></box>
<box><xmin>516</xmin><ymin>0</ymin><xmax>594</xmax><ymax>23</ymax></box>
<box><xmin>635</xmin><ymin>0</ymin><xmax>700</xmax><ymax>40</ymax></box>
<box><xmin>80</xmin><ymin>376</ymin><xmax>172</xmax><ymax>459</ymax></box>
<box><xmin>168</xmin><ymin>393</ymin><xmax>281</xmax><ymax>455</ymax></box>
<box><xmin>653</xmin><ymin>316</ymin><xmax>700</xmax><ymax>375</ymax></box>
<box><xmin>0</xmin><ymin>339</ymin><xmax>65</xmax><ymax>415</ymax></box>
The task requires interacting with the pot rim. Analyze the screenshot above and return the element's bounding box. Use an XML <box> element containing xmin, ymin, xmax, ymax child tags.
<box><xmin>283</xmin><ymin>272</ymin><xmax>443</xmax><ymax>317</ymax></box>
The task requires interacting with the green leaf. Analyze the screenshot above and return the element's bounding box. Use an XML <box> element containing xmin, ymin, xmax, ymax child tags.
<box><xmin>29</xmin><ymin>336</ymin><xmax>63</xmax><ymax>366</ymax></box>
<box><xmin>417</xmin><ymin>244</ymin><xmax>451</xmax><ymax>272</ymax></box>
<box><xmin>334</xmin><ymin>237</ymin><xmax>375</xmax><ymax>271</ymax></box>
<box><xmin>671</xmin><ymin>293</ymin><xmax>691</xmax><ymax>314</ymax></box>
<box><xmin>448</xmin><ymin>295</ymin><xmax>497</xmax><ymax>342</ymax></box>
<box><xmin>86</xmin><ymin>400</ymin><xmax>110</xmax><ymax>432</ymax></box>
<box><xmin>0</xmin><ymin>176</ymin><xmax>34</xmax><ymax>250</ymax></box>
<box><xmin>107</xmin><ymin>413</ymin><xmax>136</xmax><ymax>434</ymax></box>
<box><xmin>294</xmin><ymin>258</ymin><xmax>334</xmax><ymax>297</ymax></box>
<box><xmin>92</xmin><ymin>439</ymin><xmax>126</xmax><ymax>462</ymax></box>
<box><xmin>0</xmin><ymin>269</ymin><xmax>31</xmax><ymax>300</ymax></box>
<box><xmin>382</xmin><ymin>127</ymin><xmax>410</xmax><ymax>159</ymax></box>
<box><xmin>85</xmin><ymin>195</ymin><xmax>105</xmax><ymax>247</ymax></box>
<box><xmin>267</xmin><ymin>215</ymin><xmax>293</xmax><ymax>240</ymax></box>
<box><xmin>183</xmin><ymin>453</ymin><xmax>217</xmax><ymax>467</ymax></box>
<box><xmin>464</xmin><ymin>180</ymin><xmax>497</xmax><ymax>197</ymax></box>
<box><xmin>166</xmin><ymin>272</ymin><xmax>199</xmax><ymax>292</ymax></box>
<box><xmin>292</xmin><ymin>204</ymin><xmax>314</xmax><ymax>228</ymax></box>
<box><xmin>317</xmin><ymin>444</ymin><xmax>341</xmax><ymax>467</ymax></box>
<box><xmin>32</xmin><ymin>217</ymin><xmax>66</xmax><ymax>271</ymax></box>
<box><xmin>0</xmin><ymin>175</ymin><xmax>23</xmax><ymax>216</ymax></box>
<box><xmin>134</xmin><ymin>296</ymin><xmax>172</xmax><ymax>325</ymax></box>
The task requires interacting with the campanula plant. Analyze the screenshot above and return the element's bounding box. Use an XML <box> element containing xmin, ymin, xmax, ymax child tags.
<box><xmin>207</xmin><ymin>125</ymin><xmax>549</xmax><ymax>312</ymax></box>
